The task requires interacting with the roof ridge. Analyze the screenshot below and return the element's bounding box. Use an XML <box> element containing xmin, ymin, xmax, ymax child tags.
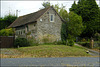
<box><xmin>8</xmin><ymin>6</ymin><xmax>51</xmax><ymax>28</ymax></box>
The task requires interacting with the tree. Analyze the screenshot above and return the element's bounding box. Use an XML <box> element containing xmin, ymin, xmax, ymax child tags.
<box><xmin>69</xmin><ymin>1</ymin><xmax>77</xmax><ymax>13</ymax></box>
<box><xmin>3</xmin><ymin>14</ymin><xmax>17</xmax><ymax>28</ymax></box>
<box><xmin>67</xmin><ymin>12</ymin><xmax>83</xmax><ymax>40</ymax></box>
<box><xmin>0</xmin><ymin>28</ymin><xmax>14</xmax><ymax>36</ymax></box>
<box><xmin>0</xmin><ymin>18</ymin><xmax>5</xmax><ymax>30</ymax></box>
<box><xmin>53</xmin><ymin>3</ymin><xmax>60</xmax><ymax>13</ymax></box>
<box><xmin>42</xmin><ymin>2</ymin><xmax>51</xmax><ymax>8</ymax></box>
<box><xmin>70</xmin><ymin>0</ymin><xmax>100</xmax><ymax>38</ymax></box>
<box><xmin>0</xmin><ymin>14</ymin><xmax>17</xmax><ymax>30</ymax></box>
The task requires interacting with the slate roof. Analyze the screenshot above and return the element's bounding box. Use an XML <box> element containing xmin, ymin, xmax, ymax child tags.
<box><xmin>8</xmin><ymin>6</ymin><xmax>64</xmax><ymax>28</ymax></box>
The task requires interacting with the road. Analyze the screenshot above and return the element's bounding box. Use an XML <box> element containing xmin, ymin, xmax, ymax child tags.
<box><xmin>1</xmin><ymin>57</ymin><xmax>100</xmax><ymax>67</ymax></box>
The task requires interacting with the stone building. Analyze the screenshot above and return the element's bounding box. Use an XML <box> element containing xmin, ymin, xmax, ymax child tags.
<box><xmin>8</xmin><ymin>6</ymin><xmax>64</xmax><ymax>42</ymax></box>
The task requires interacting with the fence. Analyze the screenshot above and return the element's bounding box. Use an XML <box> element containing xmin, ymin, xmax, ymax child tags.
<box><xmin>0</xmin><ymin>36</ymin><xmax>15</xmax><ymax>48</ymax></box>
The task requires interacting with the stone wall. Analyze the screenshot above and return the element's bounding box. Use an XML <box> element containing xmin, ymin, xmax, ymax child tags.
<box><xmin>36</xmin><ymin>7</ymin><xmax>62</xmax><ymax>42</ymax></box>
<box><xmin>15</xmin><ymin>22</ymin><xmax>37</xmax><ymax>39</ymax></box>
<box><xmin>27</xmin><ymin>22</ymin><xmax>37</xmax><ymax>39</ymax></box>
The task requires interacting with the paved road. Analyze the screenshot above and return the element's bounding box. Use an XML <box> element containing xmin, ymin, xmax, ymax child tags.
<box><xmin>1</xmin><ymin>57</ymin><xmax>100</xmax><ymax>67</ymax></box>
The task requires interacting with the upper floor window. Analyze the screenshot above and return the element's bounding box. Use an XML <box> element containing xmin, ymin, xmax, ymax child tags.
<box><xmin>50</xmin><ymin>14</ymin><xmax>54</xmax><ymax>22</ymax></box>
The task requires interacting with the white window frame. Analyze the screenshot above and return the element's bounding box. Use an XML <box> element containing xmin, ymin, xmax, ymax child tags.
<box><xmin>50</xmin><ymin>14</ymin><xmax>54</xmax><ymax>22</ymax></box>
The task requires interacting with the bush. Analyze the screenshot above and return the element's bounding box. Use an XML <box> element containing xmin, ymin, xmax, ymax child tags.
<box><xmin>0</xmin><ymin>28</ymin><xmax>14</xmax><ymax>36</ymax></box>
<box><xmin>94</xmin><ymin>33</ymin><xmax>100</xmax><ymax>41</ymax></box>
<box><xmin>81</xmin><ymin>38</ymin><xmax>87</xmax><ymax>42</ymax></box>
<box><xmin>62</xmin><ymin>40</ymin><xmax>66</xmax><ymax>45</ymax></box>
<box><xmin>53</xmin><ymin>41</ymin><xmax>63</xmax><ymax>45</ymax></box>
<box><xmin>28</xmin><ymin>38</ymin><xmax>39</xmax><ymax>46</ymax></box>
<box><xmin>42</xmin><ymin>35</ymin><xmax>49</xmax><ymax>43</ymax></box>
<box><xmin>77</xmin><ymin>42</ymin><xmax>90</xmax><ymax>48</ymax></box>
<box><xmin>38</xmin><ymin>34</ymin><xmax>57</xmax><ymax>43</ymax></box>
<box><xmin>14</xmin><ymin>38</ymin><xmax>30</xmax><ymax>47</ymax></box>
<box><xmin>67</xmin><ymin>39</ymin><xmax>74</xmax><ymax>46</ymax></box>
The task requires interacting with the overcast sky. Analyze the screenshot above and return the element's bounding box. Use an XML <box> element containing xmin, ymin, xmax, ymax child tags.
<box><xmin>1</xmin><ymin>0</ymin><xmax>100</xmax><ymax>17</ymax></box>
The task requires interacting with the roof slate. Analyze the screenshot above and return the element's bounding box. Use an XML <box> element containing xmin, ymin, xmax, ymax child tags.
<box><xmin>8</xmin><ymin>7</ymin><xmax>50</xmax><ymax>28</ymax></box>
<box><xmin>8</xmin><ymin>6</ymin><xmax>65</xmax><ymax>28</ymax></box>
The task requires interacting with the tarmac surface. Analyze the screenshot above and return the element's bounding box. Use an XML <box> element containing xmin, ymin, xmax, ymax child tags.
<box><xmin>1</xmin><ymin>57</ymin><xmax>100</xmax><ymax>67</ymax></box>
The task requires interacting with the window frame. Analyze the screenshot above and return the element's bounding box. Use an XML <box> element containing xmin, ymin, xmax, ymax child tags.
<box><xmin>50</xmin><ymin>14</ymin><xmax>54</xmax><ymax>22</ymax></box>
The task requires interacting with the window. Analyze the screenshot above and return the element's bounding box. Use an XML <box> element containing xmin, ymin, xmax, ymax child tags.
<box><xmin>26</xmin><ymin>25</ymin><xmax>28</xmax><ymax>31</ymax></box>
<box><xmin>47</xmin><ymin>12</ymin><xmax>49</xmax><ymax>14</ymax></box>
<box><xmin>50</xmin><ymin>14</ymin><xmax>54</xmax><ymax>22</ymax></box>
<box><xmin>21</xmin><ymin>31</ymin><xmax>22</xmax><ymax>35</ymax></box>
<box><xmin>19</xmin><ymin>31</ymin><xmax>20</xmax><ymax>35</ymax></box>
<box><xmin>23</xmin><ymin>30</ymin><xmax>25</xmax><ymax>33</ymax></box>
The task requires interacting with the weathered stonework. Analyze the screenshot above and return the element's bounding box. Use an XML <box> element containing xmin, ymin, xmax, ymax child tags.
<box><xmin>36</xmin><ymin>7</ymin><xmax>62</xmax><ymax>42</ymax></box>
<box><xmin>13</xmin><ymin>7</ymin><xmax>63</xmax><ymax>42</ymax></box>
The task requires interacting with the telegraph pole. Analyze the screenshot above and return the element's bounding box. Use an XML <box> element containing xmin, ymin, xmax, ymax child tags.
<box><xmin>16</xmin><ymin>10</ymin><xmax>20</xmax><ymax>17</ymax></box>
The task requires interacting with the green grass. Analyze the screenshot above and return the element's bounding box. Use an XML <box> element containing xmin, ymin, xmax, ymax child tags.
<box><xmin>0</xmin><ymin>44</ymin><xmax>91</xmax><ymax>58</ymax></box>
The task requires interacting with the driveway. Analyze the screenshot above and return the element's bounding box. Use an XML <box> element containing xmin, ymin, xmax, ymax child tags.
<box><xmin>1</xmin><ymin>57</ymin><xmax>99</xmax><ymax>66</ymax></box>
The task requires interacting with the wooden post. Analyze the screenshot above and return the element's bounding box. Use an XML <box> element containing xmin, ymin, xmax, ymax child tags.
<box><xmin>90</xmin><ymin>38</ymin><xmax>94</xmax><ymax>49</ymax></box>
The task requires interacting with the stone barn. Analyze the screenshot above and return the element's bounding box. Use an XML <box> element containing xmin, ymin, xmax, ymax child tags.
<box><xmin>8</xmin><ymin>6</ymin><xmax>64</xmax><ymax>43</ymax></box>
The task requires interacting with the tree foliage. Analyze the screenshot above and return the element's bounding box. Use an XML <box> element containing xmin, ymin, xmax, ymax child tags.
<box><xmin>67</xmin><ymin>12</ymin><xmax>83</xmax><ymax>39</ymax></box>
<box><xmin>70</xmin><ymin>1</ymin><xmax>77</xmax><ymax>13</ymax></box>
<box><xmin>70</xmin><ymin>0</ymin><xmax>100</xmax><ymax>38</ymax></box>
<box><xmin>0</xmin><ymin>14</ymin><xmax>17</xmax><ymax>30</ymax></box>
<box><xmin>42</xmin><ymin>2</ymin><xmax>51</xmax><ymax>8</ymax></box>
<box><xmin>0</xmin><ymin>28</ymin><xmax>14</xmax><ymax>36</ymax></box>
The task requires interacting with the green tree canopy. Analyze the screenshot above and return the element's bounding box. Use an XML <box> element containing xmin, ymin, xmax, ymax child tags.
<box><xmin>0</xmin><ymin>28</ymin><xmax>14</xmax><ymax>36</ymax></box>
<box><xmin>42</xmin><ymin>2</ymin><xmax>51</xmax><ymax>8</ymax></box>
<box><xmin>67</xmin><ymin>12</ymin><xmax>83</xmax><ymax>39</ymax></box>
<box><xmin>0</xmin><ymin>14</ymin><xmax>17</xmax><ymax>30</ymax></box>
<box><xmin>69</xmin><ymin>1</ymin><xmax>77</xmax><ymax>13</ymax></box>
<box><xmin>70</xmin><ymin>0</ymin><xmax>100</xmax><ymax>38</ymax></box>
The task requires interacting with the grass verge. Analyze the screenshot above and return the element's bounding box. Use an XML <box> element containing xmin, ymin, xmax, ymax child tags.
<box><xmin>0</xmin><ymin>45</ymin><xmax>91</xmax><ymax>58</ymax></box>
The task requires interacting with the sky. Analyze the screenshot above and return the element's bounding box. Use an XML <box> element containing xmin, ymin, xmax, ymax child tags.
<box><xmin>1</xmin><ymin>0</ymin><xmax>100</xmax><ymax>17</ymax></box>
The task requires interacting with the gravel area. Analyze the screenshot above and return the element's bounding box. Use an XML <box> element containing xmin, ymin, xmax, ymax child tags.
<box><xmin>1</xmin><ymin>57</ymin><xmax>100</xmax><ymax>67</ymax></box>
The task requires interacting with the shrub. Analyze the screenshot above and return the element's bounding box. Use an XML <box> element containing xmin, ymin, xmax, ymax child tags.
<box><xmin>53</xmin><ymin>41</ymin><xmax>63</xmax><ymax>45</ymax></box>
<box><xmin>94</xmin><ymin>33</ymin><xmax>100</xmax><ymax>41</ymax></box>
<box><xmin>14</xmin><ymin>38</ymin><xmax>30</xmax><ymax>47</ymax></box>
<box><xmin>0</xmin><ymin>28</ymin><xmax>14</xmax><ymax>36</ymax></box>
<box><xmin>67</xmin><ymin>39</ymin><xmax>74</xmax><ymax>46</ymax></box>
<box><xmin>61</xmin><ymin>40</ymin><xmax>66</xmax><ymax>45</ymax></box>
<box><xmin>42</xmin><ymin>35</ymin><xmax>49</xmax><ymax>43</ymax></box>
<box><xmin>81</xmin><ymin>38</ymin><xmax>87</xmax><ymax>42</ymax></box>
<box><xmin>38</xmin><ymin>34</ymin><xmax>57</xmax><ymax>43</ymax></box>
<box><xmin>77</xmin><ymin>42</ymin><xmax>90</xmax><ymax>48</ymax></box>
<box><xmin>28</xmin><ymin>38</ymin><xmax>39</xmax><ymax>46</ymax></box>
